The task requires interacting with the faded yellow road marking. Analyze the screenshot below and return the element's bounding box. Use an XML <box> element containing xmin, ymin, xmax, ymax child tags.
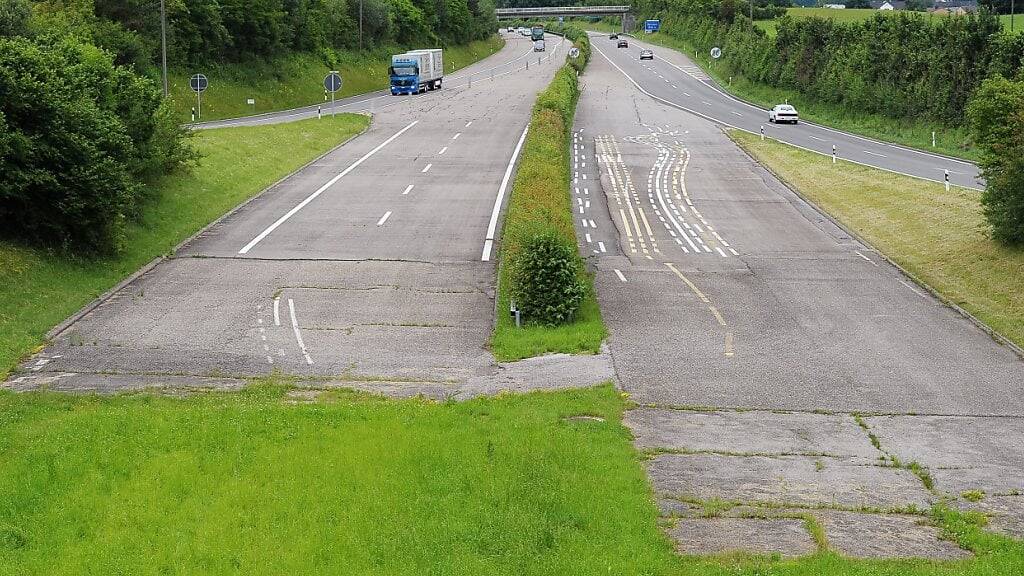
<box><xmin>665</xmin><ymin>263</ymin><xmax>710</xmax><ymax>303</ymax></box>
<box><xmin>708</xmin><ymin>306</ymin><xmax>727</xmax><ymax>327</ymax></box>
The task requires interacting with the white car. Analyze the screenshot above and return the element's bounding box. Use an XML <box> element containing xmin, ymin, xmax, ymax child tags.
<box><xmin>768</xmin><ymin>104</ymin><xmax>799</xmax><ymax>124</ymax></box>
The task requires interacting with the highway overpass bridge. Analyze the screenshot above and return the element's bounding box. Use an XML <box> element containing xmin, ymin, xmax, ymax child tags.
<box><xmin>495</xmin><ymin>6</ymin><xmax>635</xmax><ymax>31</ymax></box>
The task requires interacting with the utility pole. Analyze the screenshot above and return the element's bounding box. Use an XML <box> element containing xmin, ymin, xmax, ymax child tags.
<box><xmin>160</xmin><ymin>0</ymin><xmax>168</xmax><ymax>97</ymax></box>
<box><xmin>359</xmin><ymin>0</ymin><xmax>364</xmax><ymax>50</ymax></box>
<box><xmin>1012</xmin><ymin>0</ymin><xmax>1015</xmax><ymax>32</ymax></box>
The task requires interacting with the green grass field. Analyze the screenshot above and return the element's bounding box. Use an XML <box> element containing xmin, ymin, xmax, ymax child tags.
<box><xmin>755</xmin><ymin>8</ymin><xmax>1023</xmax><ymax>36</ymax></box>
<box><xmin>0</xmin><ymin>115</ymin><xmax>370</xmax><ymax>379</ymax></box>
<box><xmin>2</xmin><ymin>382</ymin><xmax>1023</xmax><ymax>574</ymax></box>
<box><xmin>731</xmin><ymin>130</ymin><xmax>1024</xmax><ymax>350</ymax></box>
<box><xmin>168</xmin><ymin>37</ymin><xmax>504</xmax><ymax>122</ymax></box>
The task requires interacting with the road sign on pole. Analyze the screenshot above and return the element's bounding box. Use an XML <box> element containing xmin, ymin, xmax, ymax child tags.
<box><xmin>644</xmin><ymin>19</ymin><xmax>661</xmax><ymax>33</ymax></box>
<box><xmin>710</xmin><ymin>47</ymin><xmax>722</xmax><ymax>59</ymax></box>
<box><xmin>190</xmin><ymin>73</ymin><xmax>208</xmax><ymax>120</ymax></box>
<box><xmin>324</xmin><ymin>71</ymin><xmax>342</xmax><ymax>117</ymax></box>
<box><xmin>569</xmin><ymin>47</ymin><xmax>581</xmax><ymax>59</ymax></box>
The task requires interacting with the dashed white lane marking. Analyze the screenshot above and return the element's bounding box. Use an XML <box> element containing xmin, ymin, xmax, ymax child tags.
<box><xmin>452</xmin><ymin>132</ymin><xmax>461</xmax><ymax>140</ymax></box>
<box><xmin>715</xmin><ymin>247</ymin><xmax>727</xmax><ymax>257</ymax></box>
<box><xmin>376</xmin><ymin>211</ymin><xmax>392</xmax><ymax>226</ymax></box>
<box><xmin>729</xmin><ymin>247</ymin><xmax>739</xmax><ymax>256</ymax></box>
<box><xmin>589</xmin><ymin>219</ymin><xmax>597</xmax><ymax>228</ymax></box>
<box><xmin>582</xmin><ymin>219</ymin><xmax>589</xmax><ymax>228</ymax></box>
<box><xmin>671</xmin><ymin>84</ymin><xmax>677</xmax><ymax>88</ymax></box>
<box><xmin>238</xmin><ymin>120</ymin><xmax>418</xmax><ymax>254</ymax></box>
<box><xmin>421</xmin><ymin>163</ymin><xmax>432</xmax><ymax>173</ymax></box>
<box><xmin>438</xmin><ymin>146</ymin><xmax>448</xmax><ymax>155</ymax></box>
<box><xmin>855</xmin><ymin>250</ymin><xmax>879</xmax><ymax>266</ymax></box>
<box><xmin>402</xmin><ymin>184</ymin><xmax>414</xmax><ymax>195</ymax></box>
<box><xmin>862</xmin><ymin>150</ymin><xmax>887</xmax><ymax>158</ymax></box>
<box><xmin>585</xmin><ymin>233</ymin><xmax>592</xmax><ymax>242</ymax></box>
<box><xmin>287</xmin><ymin>299</ymin><xmax>313</xmax><ymax>365</ymax></box>
<box><xmin>598</xmin><ymin>241</ymin><xmax>607</xmax><ymax>253</ymax></box>
<box><xmin>483</xmin><ymin>125</ymin><xmax>530</xmax><ymax>261</ymax></box>
<box><xmin>809</xmin><ymin>135</ymin><xmax>825</xmax><ymax>141</ymax></box>
<box><xmin>682</xmin><ymin>92</ymin><xmax>691</xmax><ymax>96</ymax></box>
<box><xmin>465</xmin><ymin>121</ymin><xmax>473</xmax><ymax>127</ymax></box>
<box><xmin>614</xmin><ymin>269</ymin><xmax>627</xmax><ymax>282</ymax></box>
<box><xmin>273</xmin><ymin>297</ymin><xmax>281</xmax><ymax>326</ymax></box>
<box><xmin>899</xmin><ymin>279</ymin><xmax>928</xmax><ymax>298</ymax></box>
<box><xmin>730</xmin><ymin>111</ymin><xmax>742</xmax><ymax>117</ymax></box>
<box><xmin>702</xmin><ymin>101</ymin><xmax>712</xmax><ymax>106</ymax></box>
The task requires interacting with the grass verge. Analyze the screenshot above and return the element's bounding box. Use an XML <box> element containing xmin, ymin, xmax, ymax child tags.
<box><xmin>1</xmin><ymin>382</ymin><xmax>1023</xmax><ymax>574</ymax></box>
<box><xmin>169</xmin><ymin>37</ymin><xmax>504</xmax><ymax>123</ymax></box>
<box><xmin>586</xmin><ymin>21</ymin><xmax>976</xmax><ymax>161</ymax></box>
<box><xmin>0</xmin><ymin>114</ymin><xmax>370</xmax><ymax>379</ymax></box>
<box><xmin>730</xmin><ymin>129</ymin><xmax>1024</xmax><ymax>350</ymax></box>
<box><xmin>491</xmin><ymin>28</ymin><xmax>606</xmax><ymax>362</ymax></box>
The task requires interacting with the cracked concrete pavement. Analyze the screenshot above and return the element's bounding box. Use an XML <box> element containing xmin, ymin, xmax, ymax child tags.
<box><xmin>6</xmin><ymin>33</ymin><xmax>614</xmax><ymax>397</ymax></box>
<box><xmin>576</xmin><ymin>35</ymin><xmax>1024</xmax><ymax>558</ymax></box>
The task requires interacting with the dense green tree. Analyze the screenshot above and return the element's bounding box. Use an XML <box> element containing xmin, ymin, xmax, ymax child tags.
<box><xmin>968</xmin><ymin>76</ymin><xmax>1024</xmax><ymax>245</ymax></box>
<box><xmin>0</xmin><ymin>0</ymin><xmax>32</xmax><ymax>37</ymax></box>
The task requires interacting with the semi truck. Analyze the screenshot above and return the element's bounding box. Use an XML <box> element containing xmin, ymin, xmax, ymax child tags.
<box><xmin>389</xmin><ymin>49</ymin><xmax>443</xmax><ymax>95</ymax></box>
<box><xmin>530</xmin><ymin>25</ymin><xmax>544</xmax><ymax>41</ymax></box>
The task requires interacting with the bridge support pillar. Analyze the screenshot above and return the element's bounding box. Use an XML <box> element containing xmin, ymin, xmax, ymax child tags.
<box><xmin>622</xmin><ymin>13</ymin><xmax>635</xmax><ymax>33</ymax></box>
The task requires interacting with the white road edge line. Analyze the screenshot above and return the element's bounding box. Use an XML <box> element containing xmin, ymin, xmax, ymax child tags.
<box><xmin>288</xmin><ymin>299</ymin><xmax>313</xmax><ymax>365</ymax></box>
<box><xmin>238</xmin><ymin>120</ymin><xmax>418</xmax><ymax>254</ymax></box>
<box><xmin>614</xmin><ymin>269</ymin><xmax>627</xmax><ymax>282</ymax></box>
<box><xmin>377</xmin><ymin>211</ymin><xmax>392</xmax><ymax>226</ymax></box>
<box><xmin>482</xmin><ymin>125</ymin><xmax>530</xmax><ymax>261</ymax></box>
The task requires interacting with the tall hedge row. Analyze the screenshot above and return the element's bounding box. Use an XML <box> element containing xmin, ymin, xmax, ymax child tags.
<box><xmin>501</xmin><ymin>25</ymin><xmax>591</xmax><ymax>325</ymax></box>
<box><xmin>634</xmin><ymin>0</ymin><xmax>1024</xmax><ymax>126</ymax></box>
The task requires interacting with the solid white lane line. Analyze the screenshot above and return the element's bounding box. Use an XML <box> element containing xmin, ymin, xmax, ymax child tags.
<box><xmin>899</xmin><ymin>279</ymin><xmax>928</xmax><ymax>298</ymax></box>
<box><xmin>614</xmin><ymin>269</ymin><xmax>627</xmax><ymax>282</ymax></box>
<box><xmin>438</xmin><ymin>146</ymin><xmax>448</xmax><ymax>155</ymax></box>
<box><xmin>238</xmin><ymin>120</ymin><xmax>418</xmax><ymax>254</ymax></box>
<box><xmin>376</xmin><ymin>211</ymin><xmax>392</xmax><ymax>226</ymax></box>
<box><xmin>452</xmin><ymin>132</ymin><xmax>461</xmax><ymax>140</ymax></box>
<box><xmin>273</xmin><ymin>298</ymin><xmax>281</xmax><ymax>326</ymax></box>
<box><xmin>402</xmin><ymin>184</ymin><xmax>414</xmax><ymax>195</ymax></box>
<box><xmin>421</xmin><ymin>163</ymin><xmax>432</xmax><ymax>173</ymax></box>
<box><xmin>288</xmin><ymin>299</ymin><xmax>313</xmax><ymax>365</ymax></box>
<box><xmin>482</xmin><ymin>125</ymin><xmax>530</xmax><ymax>261</ymax></box>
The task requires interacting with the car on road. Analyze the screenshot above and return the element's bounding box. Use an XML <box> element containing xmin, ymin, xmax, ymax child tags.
<box><xmin>639</xmin><ymin>49</ymin><xmax>654</xmax><ymax>60</ymax></box>
<box><xmin>507</xmin><ymin>26</ymin><xmax>514</xmax><ymax>33</ymax></box>
<box><xmin>609</xmin><ymin>33</ymin><xmax>619</xmax><ymax>39</ymax></box>
<box><xmin>617</xmin><ymin>39</ymin><xmax>628</xmax><ymax>48</ymax></box>
<box><xmin>768</xmin><ymin>104</ymin><xmax>799</xmax><ymax>124</ymax></box>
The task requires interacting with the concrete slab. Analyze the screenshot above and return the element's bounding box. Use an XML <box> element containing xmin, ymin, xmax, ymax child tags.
<box><xmin>817</xmin><ymin>510</ymin><xmax>970</xmax><ymax>560</ymax></box>
<box><xmin>625</xmin><ymin>408</ymin><xmax>879</xmax><ymax>460</ymax></box>
<box><xmin>965</xmin><ymin>495</ymin><xmax>1024</xmax><ymax>540</ymax></box>
<box><xmin>648</xmin><ymin>454</ymin><xmax>933</xmax><ymax>511</ymax></box>
<box><xmin>668</xmin><ymin>517</ymin><xmax>817</xmax><ymax>557</ymax></box>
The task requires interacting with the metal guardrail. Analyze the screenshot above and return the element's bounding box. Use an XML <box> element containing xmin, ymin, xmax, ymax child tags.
<box><xmin>496</xmin><ymin>5</ymin><xmax>631</xmax><ymax>17</ymax></box>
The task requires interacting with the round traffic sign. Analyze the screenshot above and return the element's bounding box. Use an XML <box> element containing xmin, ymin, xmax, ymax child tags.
<box><xmin>190</xmin><ymin>73</ymin><xmax>208</xmax><ymax>93</ymax></box>
<box><xmin>568</xmin><ymin>47</ymin><xmax>581</xmax><ymax>59</ymax></box>
<box><xmin>710</xmin><ymin>47</ymin><xmax>722</xmax><ymax>59</ymax></box>
<box><xmin>324</xmin><ymin>71</ymin><xmax>342</xmax><ymax>93</ymax></box>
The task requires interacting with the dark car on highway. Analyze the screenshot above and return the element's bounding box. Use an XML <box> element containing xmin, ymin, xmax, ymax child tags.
<box><xmin>617</xmin><ymin>39</ymin><xmax>628</xmax><ymax>48</ymax></box>
<box><xmin>609</xmin><ymin>33</ymin><xmax>618</xmax><ymax>39</ymax></box>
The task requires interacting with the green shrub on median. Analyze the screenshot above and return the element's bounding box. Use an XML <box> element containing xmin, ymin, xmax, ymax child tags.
<box><xmin>491</xmin><ymin>28</ymin><xmax>606</xmax><ymax>359</ymax></box>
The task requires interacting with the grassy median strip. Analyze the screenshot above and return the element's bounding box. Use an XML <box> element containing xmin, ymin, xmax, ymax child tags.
<box><xmin>491</xmin><ymin>29</ymin><xmax>606</xmax><ymax>362</ymax></box>
<box><xmin>170</xmin><ymin>37</ymin><xmax>504</xmax><ymax>122</ymax></box>
<box><xmin>731</xmin><ymin>130</ymin><xmax>1024</xmax><ymax>349</ymax></box>
<box><xmin>0</xmin><ymin>115</ymin><xmax>370</xmax><ymax>379</ymax></box>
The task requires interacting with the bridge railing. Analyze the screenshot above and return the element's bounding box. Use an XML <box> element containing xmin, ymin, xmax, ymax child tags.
<box><xmin>495</xmin><ymin>6</ymin><xmax>631</xmax><ymax>16</ymax></box>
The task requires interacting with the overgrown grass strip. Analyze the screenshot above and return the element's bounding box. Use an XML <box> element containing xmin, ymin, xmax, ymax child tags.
<box><xmin>490</xmin><ymin>27</ymin><xmax>606</xmax><ymax>362</ymax></box>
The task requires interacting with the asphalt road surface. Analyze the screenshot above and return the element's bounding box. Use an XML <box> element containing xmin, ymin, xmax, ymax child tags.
<box><xmin>8</xmin><ymin>32</ymin><xmax>613</xmax><ymax>396</ymax></box>
<box><xmin>575</xmin><ymin>31</ymin><xmax>1023</xmax><ymax>556</ymax></box>
<box><xmin>589</xmin><ymin>32</ymin><xmax>982</xmax><ymax>190</ymax></box>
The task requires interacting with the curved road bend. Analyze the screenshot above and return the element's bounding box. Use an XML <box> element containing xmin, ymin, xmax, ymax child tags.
<box><xmin>194</xmin><ymin>31</ymin><xmax>565</xmax><ymax>130</ymax></box>
<box><xmin>588</xmin><ymin>32</ymin><xmax>982</xmax><ymax>190</ymax></box>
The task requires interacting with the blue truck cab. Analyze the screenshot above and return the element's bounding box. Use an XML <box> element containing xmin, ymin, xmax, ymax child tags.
<box><xmin>389</xmin><ymin>56</ymin><xmax>420</xmax><ymax>95</ymax></box>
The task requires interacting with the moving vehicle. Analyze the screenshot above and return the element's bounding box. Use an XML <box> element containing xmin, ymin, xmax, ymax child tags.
<box><xmin>639</xmin><ymin>49</ymin><xmax>654</xmax><ymax>60</ymax></box>
<box><xmin>534</xmin><ymin>39</ymin><xmax>545</xmax><ymax>52</ymax></box>
<box><xmin>507</xmin><ymin>26</ymin><xmax>514</xmax><ymax>32</ymax></box>
<box><xmin>768</xmin><ymin>104</ymin><xmax>799</xmax><ymax>124</ymax></box>
<box><xmin>389</xmin><ymin>49</ymin><xmax>443</xmax><ymax>95</ymax></box>
<box><xmin>609</xmin><ymin>33</ymin><xmax>619</xmax><ymax>39</ymax></box>
<box><xmin>617</xmin><ymin>39</ymin><xmax>629</xmax><ymax>48</ymax></box>
<box><xmin>531</xmin><ymin>25</ymin><xmax>545</xmax><ymax>41</ymax></box>
<box><xmin>519</xmin><ymin>27</ymin><xmax>530</xmax><ymax>36</ymax></box>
